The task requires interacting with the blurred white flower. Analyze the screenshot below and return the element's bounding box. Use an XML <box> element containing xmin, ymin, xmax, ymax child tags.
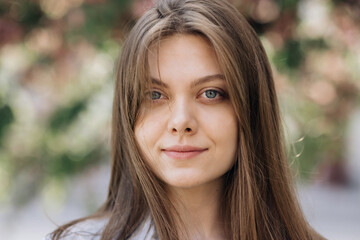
<box><xmin>298</xmin><ymin>0</ymin><xmax>333</xmax><ymax>38</ymax></box>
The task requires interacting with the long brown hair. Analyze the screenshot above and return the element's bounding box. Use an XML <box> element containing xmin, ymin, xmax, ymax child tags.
<box><xmin>51</xmin><ymin>0</ymin><xmax>324</xmax><ymax>239</ymax></box>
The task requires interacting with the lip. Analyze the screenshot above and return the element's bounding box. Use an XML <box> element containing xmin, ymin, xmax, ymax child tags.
<box><xmin>161</xmin><ymin>145</ymin><xmax>208</xmax><ymax>160</ymax></box>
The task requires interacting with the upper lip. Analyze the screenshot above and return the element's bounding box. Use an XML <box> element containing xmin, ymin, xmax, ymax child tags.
<box><xmin>162</xmin><ymin>145</ymin><xmax>208</xmax><ymax>152</ymax></box>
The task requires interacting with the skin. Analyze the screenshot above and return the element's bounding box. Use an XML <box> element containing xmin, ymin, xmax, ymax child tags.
<box><xmin>134</xmin><ymin>34</ymin><xmax>238</xmax><ymax>239</ymax></box>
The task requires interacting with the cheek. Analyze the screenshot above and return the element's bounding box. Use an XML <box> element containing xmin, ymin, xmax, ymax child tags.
<box><xmin>219</xmin><ymin>114</ymin><xmax>238</xmax><ymax>155</ymax></box>
<box><xmin>201</xmin><ymin>105</ymin><xmax>238</xmax><ymax>164</ymax></box>
<box><xmin>134</xmin><ymin>112</ymin><xmax>166</xmax><ymax>157</ymax></box>
<box><xmin>200</xmin><ymin>105</ymin><xmax>238</xmax><ymax>140</ymax></box>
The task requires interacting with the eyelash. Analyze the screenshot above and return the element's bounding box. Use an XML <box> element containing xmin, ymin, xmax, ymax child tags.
<box><xmin>148</xmin><ymin>90</ymin><xmax>165</xmax><ymax>101</ymax></box>
<box><xmin>146</xmin><ymin>88</ymin><xmax>226</xmax><ymax>102</ymax></box>
<box><xmin>200</xmin><ymin>89</ymin><xmax>224</xmax><ymax>100</ymax></box>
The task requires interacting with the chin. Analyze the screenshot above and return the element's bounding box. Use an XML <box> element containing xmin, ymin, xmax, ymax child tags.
<box><xmin>160</xmin><ymin>170</ymin><xmax>219</xmax><ymax>190</ymax></box>
<box><xmin>165</xmin><ymin>180</ymin><xmax>203</xmax><ymax>189</ymax></box>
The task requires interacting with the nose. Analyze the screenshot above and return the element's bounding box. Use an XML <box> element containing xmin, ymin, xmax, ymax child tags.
<box><xmin>167</xmin><ymin>99</ymin><xmax>198</xmax><ymax>136</ymax></box>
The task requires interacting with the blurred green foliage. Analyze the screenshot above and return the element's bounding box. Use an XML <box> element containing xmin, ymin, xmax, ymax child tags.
<box><xmin>17</xmin><ymin>1</ymin><xmax>44</xmax><ymax>29</ymax></box>
<box><xmin>0</xmin><ymin>0</ymin><xmax>359</xmax><ymax>207</ymax></box>
<box><xmin>79</xmin><ymin>0</ymin><xmax>131</xmax><ymax>44</ymax></box>
<box><xmin>0</xmin><ymin>104</ymin><xmax>14</xmax><ymax>144</ymax></box>
<box><xmin>274</xmin><ymin>40</ymin><xmax>303</xmax><ymax>72</ymax></box>
<box><xmin>49</xmin><ymin>99</ymin><xmax>88</xmax><ymax>132</ymax></box>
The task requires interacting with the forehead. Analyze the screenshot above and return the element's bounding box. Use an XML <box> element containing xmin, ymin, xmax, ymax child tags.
<box><xmin>148</xmin><ymin>33</ymin><xmax>214</xmax><ymax>58</ymax></box>
<box><xmin>147</xmin><ymin>34</ymin><xmax>221</xmax><ymax>80</ymax></box>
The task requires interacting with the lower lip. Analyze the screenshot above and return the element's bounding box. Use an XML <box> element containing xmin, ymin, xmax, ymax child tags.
<box><xmin>162</xmin><ymin>150</ymin><xmax>207</xmax><ymax>159</ymax></box>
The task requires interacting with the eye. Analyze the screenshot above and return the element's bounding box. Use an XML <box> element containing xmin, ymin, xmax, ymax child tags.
<box><xmin>204</xmin><ymin>89</ymin><xmax>222</xmax><ymax>99</ymax></box>
<box><xmin>198</xmin><ymin>88</ymin><xmax>227</xmax><ymax>103</ymax></box>
<box><xmin>151</xmin><ymin>91</ymin><xmax>162</xmax><ymax>100</ymax></box>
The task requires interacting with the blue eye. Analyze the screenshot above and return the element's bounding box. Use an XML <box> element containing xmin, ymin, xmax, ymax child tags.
<box><xmin>204</xmin><ymin>90</ymin><xmax>220</xmax><ymax>99</ymax></box>
<box><xmin>151</xmin><ymin>91</ymin><xmax>162</xmax><ymax>100</ymax></box>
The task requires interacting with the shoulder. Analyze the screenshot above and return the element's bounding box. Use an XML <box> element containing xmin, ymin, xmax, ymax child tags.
<box><xmin>45</xmin><ymin>216</ymin><xmax>157</xmax><ymax>240</ymax></box>
<box><xmin>45</xmin><ymin>217</ymin><xmax>108</xmax><ymax>240</ymax></box>
<box><xmin>130</xmin><ymin>216</ymin><xmax>157</xmax><ymax>240</ymax></box>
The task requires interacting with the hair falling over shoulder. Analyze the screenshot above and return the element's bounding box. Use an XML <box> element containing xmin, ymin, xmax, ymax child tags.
<box><xmin>50</xmin><ymin>0</ymin><xmax>326</xmax><ymax>239</ymax></box>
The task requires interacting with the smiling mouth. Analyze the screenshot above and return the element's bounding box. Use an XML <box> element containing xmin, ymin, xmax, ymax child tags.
<box><xmin>161</xmin><ymin>145</ymin><xmax>208</xmax><ymax>160</ymax></box>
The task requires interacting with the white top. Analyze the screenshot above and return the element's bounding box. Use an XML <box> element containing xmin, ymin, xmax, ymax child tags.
<box><xmin>45</xmin><ymin>217</ymin><xmax>157</xmax><ymax>240</ymax></box>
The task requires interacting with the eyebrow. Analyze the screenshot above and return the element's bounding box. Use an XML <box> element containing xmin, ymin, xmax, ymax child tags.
<box><xmin>150</xmin><ymin>74</ymin><xmax>225</xmax><ymax>88</ymax></box>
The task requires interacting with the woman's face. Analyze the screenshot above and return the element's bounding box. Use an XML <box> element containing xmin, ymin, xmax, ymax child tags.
<box><xmin>135</xmin><ymin>34</ymin><xmax>238</xmax><ymax>190</ymax></box>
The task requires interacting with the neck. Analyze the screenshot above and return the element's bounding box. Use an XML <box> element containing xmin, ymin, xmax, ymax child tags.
<box><xmin>166</xmin><ymin>179</ymin><xmax>227</xmax><ymax>240</ymax></box>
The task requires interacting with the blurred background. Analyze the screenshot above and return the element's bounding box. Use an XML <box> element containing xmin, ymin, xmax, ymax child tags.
<box><xmin>0</xmin><ymin>0</ymin><xmax>359</xmax><ymax>239</ymax></box>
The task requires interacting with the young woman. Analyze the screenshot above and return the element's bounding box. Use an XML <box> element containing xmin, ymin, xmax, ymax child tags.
<box><xmin>49</xmin><ymin>0</ymin><xmax>325</xmax><ymax>239</ymax></box>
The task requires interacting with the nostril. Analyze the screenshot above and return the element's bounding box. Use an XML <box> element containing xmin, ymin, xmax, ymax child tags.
<box><xmin>170</xmin><ymin>127</ymin><xmax>193</xmax><ymax>134</ymax></box>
